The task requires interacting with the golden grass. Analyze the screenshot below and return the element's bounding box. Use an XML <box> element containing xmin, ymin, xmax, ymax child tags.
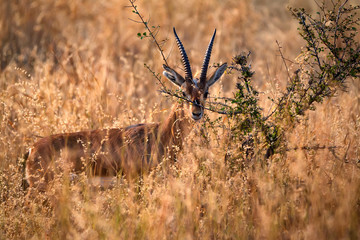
<box><xmin>0</xmin><ymin>0</ymin><xmax>359</xmax><ymax>239</ymax></box>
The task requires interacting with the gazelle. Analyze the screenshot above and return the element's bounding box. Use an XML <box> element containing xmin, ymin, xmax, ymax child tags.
<box><xmin>24</xmin><ymin>28</ymin><xmax>227</xmax><ymax>195</ymax></box>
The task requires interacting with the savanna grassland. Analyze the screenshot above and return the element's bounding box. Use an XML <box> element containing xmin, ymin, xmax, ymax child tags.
<box><xmin>0</xmin><ymin>0</ymin><xmax>359</xmax><ymax>239</ymax></box>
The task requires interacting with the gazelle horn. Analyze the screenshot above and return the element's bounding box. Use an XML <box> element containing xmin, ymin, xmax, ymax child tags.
<box><xmin>173</xmin><ymin>27</ymin><xmax>193</xmax><ymax>82</ymax></box>
<box><xmin>200</xmin><ymin>29</ymin><xmax>216</xmax><ymax>86</ymax></box>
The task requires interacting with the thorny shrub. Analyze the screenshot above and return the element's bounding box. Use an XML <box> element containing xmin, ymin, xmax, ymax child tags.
<box><xmin>203</xmin><ymin>1</ymin><xmax>360</xmax><ymax>172</ymax></box>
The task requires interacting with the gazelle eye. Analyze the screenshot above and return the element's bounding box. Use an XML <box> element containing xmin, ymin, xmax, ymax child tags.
<box><xmin>204</xmin><ymin>92</ymin><xmax>209</xmax><ymax>99</ymax></box>
<box><xmin>182</xmin><ymin>92</ymin><xmax>187</xmax><ymax>98</ymax></box>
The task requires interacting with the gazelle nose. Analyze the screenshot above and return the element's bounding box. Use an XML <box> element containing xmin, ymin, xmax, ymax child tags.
<box><xmin>191</xmin><ymin>111</ymin><xmax>203</xmax><ymax>120</ymax></box>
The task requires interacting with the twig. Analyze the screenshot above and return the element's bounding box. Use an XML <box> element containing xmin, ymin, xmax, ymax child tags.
<box><xmin>286</xmin><ymin>145</ymin><xmax>341</xmax><ymax>151</ymax></box>
<box><xmin>334</xmin><ymin>0</ymin><xmax>349</xmax><ymax>47</ymax></box>
<box><xmin>276</xmin><ymin>40</ymin><xmax>292</xmax><ymax>81</ymax></box>
<box><xmin>128</xmin><ymin>0</ymin><xmax>169</xmax><ymax>66</ymax></box>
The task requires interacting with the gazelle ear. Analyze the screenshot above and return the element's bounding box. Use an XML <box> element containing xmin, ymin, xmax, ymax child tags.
<box><xmin>162</xmin><ymin>64</ymin><xmax>186</xmax><ymax>87</ymax></box>
<box><xmin>207</xmin><ymin>63</ymin><xmax>227</xmax><ymax>88</ymax></box>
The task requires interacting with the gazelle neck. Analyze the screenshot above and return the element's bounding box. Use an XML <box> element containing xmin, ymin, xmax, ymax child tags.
<box><xmin>159</xmin><ymin>102</ymin><xmax>194</xmax><ymax>149</ymax></box>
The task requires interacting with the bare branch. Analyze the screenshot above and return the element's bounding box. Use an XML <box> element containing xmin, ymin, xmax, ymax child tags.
<box><xmin>128</xmin><ymin>0</ymin><xmax>169</xmax><ymax>66</ymax></box>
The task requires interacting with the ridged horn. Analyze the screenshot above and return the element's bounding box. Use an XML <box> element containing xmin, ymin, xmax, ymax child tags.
<box><xmin>173</xmin><ymin>27</ymin><xmax>193</xmax><ymax>82</ymax></box>
<box><xmin>199</xmin><ymin>29</ymin><xmax>216</xmax><ymax>86</ymax></box>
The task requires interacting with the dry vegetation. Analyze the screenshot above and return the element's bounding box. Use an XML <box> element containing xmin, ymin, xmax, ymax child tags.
<box><xmin>0</xmin><ymin>0</ymin><xmax>359</xmax><ymax>239</ymax></box>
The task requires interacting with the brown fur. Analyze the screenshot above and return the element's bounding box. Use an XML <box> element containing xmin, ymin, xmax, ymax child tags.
<box><xmin>25</xmin><ymin>102</ymin><xmax>192</xmax><ymax>193</ymax></box>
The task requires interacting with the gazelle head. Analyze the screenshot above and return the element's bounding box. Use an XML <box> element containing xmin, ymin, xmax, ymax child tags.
<box><xmin>163</xmin><ymin>28</ymin><xmax>227</xmax><ymax>121</ymax></box>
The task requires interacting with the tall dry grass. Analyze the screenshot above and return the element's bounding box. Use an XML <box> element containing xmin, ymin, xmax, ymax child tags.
<box><xmin>0</xmin><ymin>0</ymin><xmax>359</xmax><ymax>239</ymax></box>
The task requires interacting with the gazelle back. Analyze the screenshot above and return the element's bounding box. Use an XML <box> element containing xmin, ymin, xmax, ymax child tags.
<box><xmin>25</xmin><ymin>28</ymin><xmax>227</xmax><ymax>195</ymax></box>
